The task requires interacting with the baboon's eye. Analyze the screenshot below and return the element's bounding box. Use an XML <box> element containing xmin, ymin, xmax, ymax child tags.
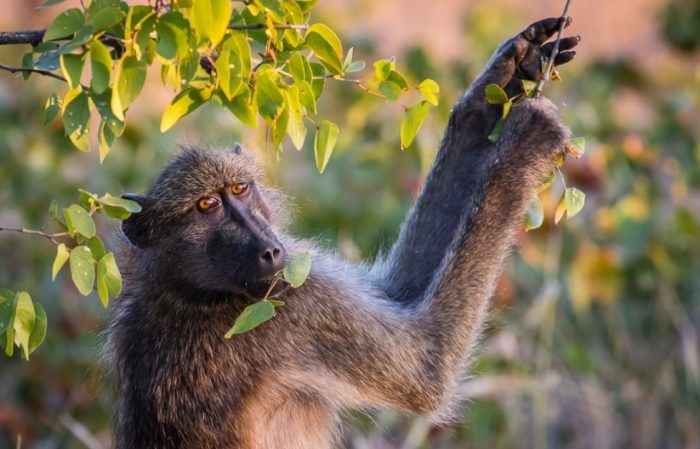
<box><xmin>231</xmin><ymin>182</ymin><xmax>249</xmax><ymax>196</ymax></box>
<box><xmin>196</xmin><ymin>196</ymin><xmax>220</xmax><ymax>212</ymax></box>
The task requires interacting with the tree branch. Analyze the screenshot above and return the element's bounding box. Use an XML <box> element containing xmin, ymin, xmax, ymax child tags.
<box><xmin>0</xmin><ymin>29</ymin><xmax>124</xmax><ymax>55</ymax></box>
<box><xmin>0</xmin><ymin>63</ymin><xmax>68</xmax><ymax>83</ymax></box>
<box><xmin>535</xmin><ymin>0</ymin><xmax>572</xmax><ymax>98</ymax></box>
<box><xmin>0</xmin><ymin>226</ymin><xmax>68</xmax><ymax>246</ymax></box>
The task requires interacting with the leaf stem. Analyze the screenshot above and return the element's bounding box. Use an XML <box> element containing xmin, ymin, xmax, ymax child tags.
<box><xmin>534</xmin><ymin>0</ymin><xmax>572</xmax><ymax>98</ymax></box>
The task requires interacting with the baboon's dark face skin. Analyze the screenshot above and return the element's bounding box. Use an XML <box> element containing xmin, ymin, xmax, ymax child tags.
<box><xmin>121</xmin><ymin>148</ymin><xmax>289</xmax><ymax>301</ymax></box>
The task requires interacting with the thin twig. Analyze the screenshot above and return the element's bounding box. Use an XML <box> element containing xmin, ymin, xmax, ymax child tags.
<box><xmin>0</xmin><ymin>226</ymin><xmax>68</xmax><ymax>245</ymax></box>
<box><xmin>0</xmin><ymin>63</ymin><xmax>69</xmax><ymax>83</ymax></box>
<box><xmin>230</xmin><ymin>23</ymin><xmax>308</xmax><ymax>31</ymax></box>
<box><xmin>0</xmin><ymin>30</ymin><xmax>124</xmax><ymax>55</ymax></box>
<box><xmin>534</xmin><ymin>0</ymin><xmax>572</xmax><ymax>98</ymax></box>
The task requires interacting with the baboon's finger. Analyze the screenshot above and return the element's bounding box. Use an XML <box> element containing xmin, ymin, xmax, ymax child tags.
<box><xmin>521</xmin><ymin>17</ymin><xmax>573</xmax><ymax>45</ymax></box>
<box><xmin>541</xmin><ymin>35</ymin><xmax>581</xmax><ymax>55</ymax></box>
<box><xmin>553</xmin><ymin>51</ymin><xmax>576</xmax><ymax>66</ymax></box>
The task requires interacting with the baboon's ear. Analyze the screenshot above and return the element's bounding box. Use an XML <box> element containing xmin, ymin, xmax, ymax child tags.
<box><xmin>121</xmin><ymin>193</ymin><xmax>153</xmax><ymax>249</ymax></box>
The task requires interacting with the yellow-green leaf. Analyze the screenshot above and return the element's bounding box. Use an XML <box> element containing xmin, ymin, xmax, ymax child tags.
<box><xmin>565</xmin><ymin>187</ymin><xmax>586</xmax><ymax>219</ymax></box>
<box><xmin>62</xmin><ymin>86</ymin><xmax>91</xmax><ymax>151</ymax></box>
<box><xmin>305</xmin><ymin>23</ymin><xmax>343</xmax><ymax>76</ymax></box>
<box><xmin>400</xmin><ymin>100</ymin><xmax>430</xmax><ymax>149</ymax></box>
<box><xmin>96</xmin><ymin>252</ymin><xmax>122</xmax><ymax>307</ymax></box>
<box><xmin>43</xmin><ymin>93</ymin><xmax>62</xmax><ymax>126</ymax></box>
<box><xmin>13</xmin><ymin>292</ymin><xmax>35</xmax><ymax>360</ymax></box>
<box><xmin>89</xmin><ymin>39</ymin><xmax>112</xmax><ymax>94</ymax></box>
<box><xmin>27</xmin><ymin>301</ymin><xmax>47</xmax><ymax>358</ymax></box>
<box><xmin>191</xmin><ymin>0</ymin><xmax>232</xmax><ymax>47</ymax></box>
<box><xmin>485</xmin><ymin>83</ymin><xmax>509</xmax><ymax>104</ymax></box>
<box><xmin>52</xmin><ymin>243</ymin><xmax>70</xmax><ymax>280</ymax></box>
<box><xmin>215</xmin><ymin>88</ymin><xmax>258</xmax><ymax>128</ymax></box>
<box><xmin>286</xmin><ymin>86</ymin><xmax>307</xmax><ymax>150</ymax></box>
<box><xmin>554</xmin><ymin>192</ymin><xmax>567</xmax><ymax>224</ymax></box>
<box><xmin>418</xmin><ymin>78</ymin><xmax>439</xmax><ymax>106</ymax></box>
<box><xmin>69</xmin><ymin>245</ymin><xmax>95</xmax><ymax>296</ymax></box>
<box><xmin>111</xmin><ymin>56</ymin><xmax>147</xmax><ymax>120</ymax></box>
<box><xmin>254</xmin><ymin>72</ymin><xmax>285</xmax><ymax>122</ymax></box>
<box><xmin>161</xmin><ymin>87</ymin><xmax>211</xmax><ymax>132</ymax></box>
<box><xmin>314</xmin><ymin>120</ymin><xmax>339</xmax><ymax>174</ymax></box>
<box><xmin>64</xmin><ymin>204</ymin><xmax>96</xmax><ymax>238</ymax></box>
<box><xmin>60</xmin><ymin>53</ymin><xmax>86</xmax><ymax>89</ymax></box>
<box><xmin>216</xmin><ymin>49</ymin><xmax>244</xmax><ymax>101</ymax></box>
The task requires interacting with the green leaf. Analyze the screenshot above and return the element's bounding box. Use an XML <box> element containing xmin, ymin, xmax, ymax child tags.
<box><xmin>0</xmin><ymin>289</ymin><xmax>15</xmax><ymax>338</ymax></box>
<box><xmin>296</xmin><ymin>80</ymin><xmax>316</xmax><ymax>115</ymax></box>
<box><xmin>60</xmin><ymin>52</ymin><xmax>86</xmax><ymax>89</ymax></box>
<box><xmin>524</xmin><ymin>195</ymin><xmax>544</xmax><ymax>231</ymax></box>
<box><xmin>400</xmin><ymin>100</ymin><xmax>430</xmax><ymax>149</ymax></box>
<box><xmin>91</xmin><ymin>6</ymin><xmax>125</xmax><ymax>32</ymax></box>
<box><xmin>20</xmin><ymin>52</ymin><xmax>33</xmax><ymax>80</ymax></box>
<box><xmin>373</xmin><ymin>59</ymin><xmax>393</xmax><ymax>82</ymax></box>
<box><xmin>44</xmin><ymin>8</ymin><xmax>85</xmax><ymax>41</ymax></box>
<box><xmin>285</xmin><ymin>85</ymin><xmax>307</xmax><ymax>150</ymax></box>
<box><xmin>52</xmin><ymin>243</ymin><xmax>70</xmax><ymax>280</ymax></box>
<box><xmin>13</xmin><ymin>292</ymin><xmax>35</xmax><ymax>360</ymax></box>
<box><xmin>221</xmin><ymin>34</ymin><xmax>251</xmax><ymax>81</ymax></box>
<box><xmin>268</xmin><ymin>299</ymin><xmax>285</xmax><ymax>307</ymax></box>
<box><xmin>98</xmin><ymin>193</ymin><xmax>142</xmax><ymax>213</ymax></box>
<box><xmin>418</xmin><ymin>78</ymin><xmax>439</xmax><ymax>106</ymax></box>
<box><xmin>502</xmin><ymin>100</ymin><xmax>512</xmax><ymax>119</ymax></box>
<box><xmin>43</xmin><ymin>93</ymin><xmax>62</xmax><ymax>125</ymax></box>
<box><xmin>289</xmin><ymin>53</ymin><xmax>312</xmax><ymax>83</ymax></box>
<box><xmin>161</xmin><ymin>87</ymin><xmax>211</xmax><ymax>132</ymax></box>
<box><xmin>62</xmin><ymin>87</ymin><xmax>91</xmax><ymax>152</ymax></box>
<box><xmin>156</xmin><ymin>11</ymin><xmax>191</xmax><ymax>61</ymax></box>
<box><xmin>111</xmin><ymin>56</ymin><xmax>147</xmax><ymax>120</ymax></box>
<box><xmin>49</xmin><ymin>200</ymin><xmax>59</xmax><ymax>219</ymax></box>
<box><xmin>271</xmin><ymin>101</ymin><xmax>289</xmax><ymax>149</ymax></box>
<box><xmin>283</xmin><ymin>252</ymin><xmax>311</xmax><ymax>288</ymax></box>
<box><xmin>314</xmin><ymin>120</ymin><xmax>339</xmax><ymax>174</ymax></box>
<box><xmin>521</xmin><ymin>79</ymin><xmax>536</xmax><ymax>97</ymax></box>
<box><xmin>215</xmin><ymin>88</ymin><xmax>258</xmax><ymax>128</ymax></box>
<box><xmin>69</xmin><ymin>245</ymin><xmax>95</xmax><ymax>296</ymax></box>
<box><xmin>191</xmin><ymin>0</ymin><xmax>233</xmax><ymax>47</ymax></box>
<box><xmin>487</xmin><ymin>117</ymin><xmax>504</xmax><ymax>143</ymax></box>
<box><xmin>89</xmin><ymin>39</ymin><xmax>112</xmax><ymax>94</ymax></box>
<box><xmin>224</xmin><ymin>300</ymin><xmax>276</xmax><ymax>337</ymax></box>
<box><xmin>37</xmin><ymin>0</ymin><xmax>67</xmax><ymax>9</ymax></box>
<box><xmin>379</xmin><ymin>81</ymin><xmax>401</xmax><ymax>101</ymax></box>
<box><xmin>309</xmin><ymin>62</ymin><xmax>325</xmax><ymax>100</ymax></box>
<box><xmin>254</xmin><ymin>72</ymin><xmax>285</xmax><ymax>122</ymax></box>
<box><xmin>564</xmin><ymin>187</ymin><xmax>586</xmax><ymax>219</ymax></box>
<box><xmin>96</xmin><ymin>253</ymin><xmax>122</xmax><ymax>307</ymax></box>
<box><xmin>485</xmin><ymin>83</ymin><xmax>509</xmax><ymax>104</ymax></box>
<box><xmin>566</xmin><ymin>137</ymin><xmax>586</xmax><ymax>158</ymax></box>
<box><xmin>27</xmin><ymin>301</ymin><xmax>47</xmax><ymax>358</ymax></box>
<box><xmin>98</xmin><ymin>121</ymin><xmax>116</xmax><ymax>163</ymax></box>
<box><xmin>64</xmin><ymin>204</ymin><xmax>96</xmax><ymax>238</ymax></box>
<box><xmin>216</xmin><ymin>49</ymin><xmax>244</xmax><ymax>101</ymax></box>
<box><xmin>87</xmin><ymin>236</ymin><xmax>106</xmax><ymax>260</ymax></box>
<box><xmin>387</xmin><ymin>70</ymin><xmax>408</xmax><ymax>90</ymax></box>
<box><xmin>305</xmin><ymin>23</ymin><xmax>343</xmax><ymax>75</ymax></box>
<box><xmin>342</xmin><ymin>47</ymin><xmax>354</xmax><ymax>71</ymax></box>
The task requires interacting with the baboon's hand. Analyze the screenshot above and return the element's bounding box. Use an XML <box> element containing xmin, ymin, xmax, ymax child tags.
<box><xmin>504</xmin><ymin>17</ymin><xmax>580</xmax><ymax>96</ymax></box>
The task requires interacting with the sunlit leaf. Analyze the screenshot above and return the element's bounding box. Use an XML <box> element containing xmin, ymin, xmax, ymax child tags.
<box><xmin>289</xmin><ymin>53</ymin><xmax>313</xmax><ymax>83</ymax></box>
<box><xmin>62</xmin><ymin>87</ymin><xmax>91</xmax><ymax>151</ymax></box>
<box><xmin>161</xmin><ymin>87</ymin><xmax>211</xmax><ymax>132</ymax></box>
<box><xmin>254</xmin><ymin>72</ymin><xmax>285</xmax><ymax>122</ymax></box>
<box><xmin>224</xmin><ymin>300</ymin><xmax>276</xmax><ymax>337</ymax></box>
<box><xmin>44</xmin><ymin>8</ymin><xmax>85</xmax><ymax>41</ymax></box>
<box><xmin>285</xmin><ymin>85</ymin><xmax>307</xmax><ymax>150</ymax></box>
<box><xmin>215</xmin><ymin>88</ymin><xmax>258</xmax><ymax>128</ymax></box>
<box><xmin>64</xmin><ymin>204</ymin><xmax>96</xmax><ymax>238</ymax></box>
<box><xmin>305</xmin><ymin>23</ymin><xmax>343</xmax><ymax>75</ymax></box>
<box><xmin>487</xmin><ymin>117</ymin><xmax>504</xmax><ymax>144</ymax></box>
<box><xmin>111</xmin><ymin>56</ymin><xmax>147</xmax><ymax>120</ymax></box>
<box><xmin>27</xmin><ymin>301</ymin><xmax>46</xmax><ymax>357</ymax></box>
<box><xmin>485</xmin><ymin>83</ymin><xmax>508</xmax><ymax>104</ymax></box>
<box><xmin>191</xmin><ymin>0</ymin><xmax>232</xmax><ymax>47</ymax></box>
<box><xmin>13</xmin><ymin>292</ymin><xmax>35</xmax><ymax>360</ymax></box>
<box><xmin>96</xmin><ymin>253</ymin><xmax>121</xmax><ymax>307</ymax></box>
<box><xmin>43</xmin><ymin>93</ymin><xmax>62</xmax><ymax>125</ymax></box>
<box><xmin>373</xmin><ymin>59</ymin><xmax>393</xmax><ymax>82</ymax></box>
<box><xmin>216</xmin><ymin>49</ymin><xmax>244</xmax><ymax>101</ymax></box>
<box><xmin>60</xmin><ymin>53</ymin><xmax>86</xmax><ymax>89</ymax></box>
<box><xmin>98</xmin><ymin>193</ymin><xmax>142</xmax><ymax>213</ymax></box>
<box><xmin>69</xmin><ymin>246</ymin><xmax>95</xmax><ymax>296</ymax></box>
<box><xmin>89</xmin><ymin>39</ymin><xmax>112</xmax><ymax>94</ymax></box>
<box><xmin>91</xmin><ymin>6</ymin><xmax>125</xmax><ymax>32</ymax></box>
<box><xmin>565</xmin><ymin>187</ymin><xmax>586</xmax><ymax>219</ymax></box>
<box><xmin>283</xmin><ymin>252</ymin><xmax>311</xmax><ymax>288</ymax></box>
<box><xmin>418</xmin><ymin>78</ymin><xmax>439</xmax><ymax>106</ymax></box>
<box><xmin>314</xmin><ymin>120</ymin><xmax>339</xmax><ymax>173</ymax></box>
<box><xmin>156</xmin><ymin>11</ymin><xmax>191</xmax><ymax>61</ymax></box>
<box><xmin>400</xmin><ymin>101</ymin><xmax>430</xmax><ymax>149</ymax></box>
<box><xmin>554</xmin><ymin>191</ymin><xmax>567</xmax><ymax>224</ymax></box>
<box><xmin>52</xmin><ymin>243</ymin><xmax>70</xmax><ymax>280</ymax></box>
<box><xmin>379</xmin><ymin>81</ymin><xmax>401</xmax><ymax>101</ymax></box>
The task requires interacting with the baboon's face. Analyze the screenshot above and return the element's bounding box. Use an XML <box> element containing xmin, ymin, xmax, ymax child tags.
<box><xmin>121</xmin><ymin>148</ymin><xmax>289</xmax><ymax>300</ymax></box>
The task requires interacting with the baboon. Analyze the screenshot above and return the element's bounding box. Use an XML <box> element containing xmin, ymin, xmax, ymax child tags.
<box><xmin>107</xmin><ymin>17</ymin><xmax>579</xmax><ymax>449</ymax></box>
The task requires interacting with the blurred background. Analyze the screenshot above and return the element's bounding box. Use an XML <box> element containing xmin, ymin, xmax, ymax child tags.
<box><xmin>1</xmin><ymin>0</ymin><xmax>699</xmax><ymax>448</ymax></box>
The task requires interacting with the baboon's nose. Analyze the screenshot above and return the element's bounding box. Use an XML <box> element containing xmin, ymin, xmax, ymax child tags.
<box><xmin>260</xmin><ymin>245</ymin><xmax>285</xmax><ymax>272</ymax></box>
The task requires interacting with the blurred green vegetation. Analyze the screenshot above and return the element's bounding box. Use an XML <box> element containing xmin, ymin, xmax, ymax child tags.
<box><xmin>1</xmin><ymin>2</ymin><xmax>699</xmax><ymax>449</ymax></box>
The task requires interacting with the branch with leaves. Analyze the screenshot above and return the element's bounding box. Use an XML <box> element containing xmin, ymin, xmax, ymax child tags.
<box><xmin>0</xmin><ymin>0</ymin><xmax>441</xmax><ymax>359</ymax></box>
